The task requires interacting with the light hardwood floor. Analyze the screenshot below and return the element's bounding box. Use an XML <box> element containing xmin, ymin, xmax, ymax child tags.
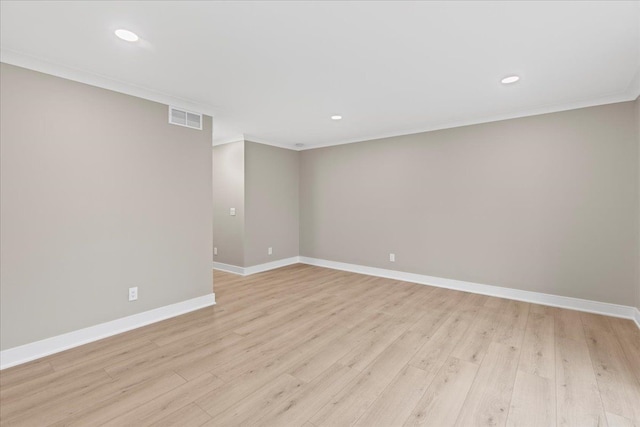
<box><xmin>1</xmin><ymin>264</ymin><xmax>639</xmax><ymax>426</ymax></box>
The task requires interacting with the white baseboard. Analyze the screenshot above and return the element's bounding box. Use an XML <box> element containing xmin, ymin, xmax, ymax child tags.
<box><xmin>0</xmin><ymin>293</ymin><xmax>216</xmax><ymax>370</ymax></box>
<box><xmin>213</xmin><ymin>256</ymin><xmax>300</xmax><ymax>276</ymax></box>
<box><xmin>212</xmin><ymin>261</ymin><xmax>246</xmax><ymax>275</ymax></box>
<box><xmin>299</xmin><ymin>257</ymin><xmax>640</xmax><ymax>326</ymax></box>
<box><xmin>244</xmin><ymin>257</ymin><xmax>300</xmax><ymax>275</ymax></box>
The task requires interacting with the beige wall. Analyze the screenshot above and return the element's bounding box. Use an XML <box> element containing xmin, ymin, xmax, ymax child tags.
<box><xmin>0</xmin><ymin>64</ymin><xmax>214</xmax><ymax>350</ymax></box>
<box><xmin>636</xmin><ymin>96</ymin><xmax>640</xmax><ymax>311</ymax></box>
<box><xmin>212</xmin><ymin>141</ymin><xmax>300</xmax><ymax>268</ymax></box>
<box><xmin>300</xmin><ymin>101</ymin><xmax>639</xmax><ymax>306</ymax></box>
<box><xmin>245</xmin><ymin>141</ymin><xmax>299</xmax><ymax>266</ymax></box>
<box><xmin>212</xmin><ymin>141</ymin><xmax>245</xmax><ymax>266</ymax></box>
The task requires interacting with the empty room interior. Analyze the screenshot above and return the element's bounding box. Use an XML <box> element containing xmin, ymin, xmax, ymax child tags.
<box><xmin>1</xmin><ymin>1</ymin><xmax>640</xmax><ymax>426</ymax></box>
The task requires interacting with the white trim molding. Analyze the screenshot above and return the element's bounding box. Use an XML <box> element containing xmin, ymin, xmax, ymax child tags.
<box><xmin>1</xmin><ymin>49</ymin><xmax>216</xmax><ymax>117</ymax></box>
<box><xmin>213</xmin><ymin>256</ymin><xmax>300</xmax><ymax>276</ymax></box>
<box><xmin>245</xmin><ymin>257</ymin><xmax>300</xmax><ymax>275</ymax></box>
<box><xmin>299</xmin><ymin>257</ymin><xmax>640</xmax><ymax>327</ymax></box>
<box><xmin>212</xmin><ymin>136</ymin><xmax>245</xmax><ymax>147</ymax></box>
<box><xmin>244</xmin><ymin>136</ymin><xmax>302</xmax><ymax>152</ymax></box>
<box><xmin>0</xmin><ymin>293</ymin><xmax>216</xmax><ymax>370</ymax></box>
<box><xmin>212</xmin><ymin>261</ymin><xmax>246</xmax><ymax>275</ymax></box>
<box><xmin>294</xmin><ymin>88</ymin><xmax>640</xmax><ymax>151</ymax></box>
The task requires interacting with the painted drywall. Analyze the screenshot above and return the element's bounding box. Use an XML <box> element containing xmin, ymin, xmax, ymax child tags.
<box><xmin>212</xmin><ymin>141</ymin><xmax>245</xmax><ymax>266</ymax></box>
<box><xmin>0</xmin><ymin>63</ymin><xmax>213</xmax><ymax>350</ymax></box>
<box><xmin>636</xmin><ymin>96</ymin><xmax>640</xmax><ymax>312</ymax></box>
<box><xmin>300</xmin><ymin>101</ymin><xmax>639</xmax><ymax>306</ymax></box>
<box><xmin>244</xmin><ymin>141</ymin><xmax>299</xmax><ymax>267</ymax></box>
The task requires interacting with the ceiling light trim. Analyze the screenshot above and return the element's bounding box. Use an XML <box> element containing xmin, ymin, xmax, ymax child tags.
<box><xmin>500</xmin><ymin>75</ymin><xmax>520</xmax><ymax>84</ymax></box>
<box><xmin>114</xmin><ymin>29</ymin><xmax>139</xmax><ymax>42</ymax></box>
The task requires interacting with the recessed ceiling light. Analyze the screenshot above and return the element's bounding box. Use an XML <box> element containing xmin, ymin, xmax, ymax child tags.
<box><xmin>331</xmin><ymin>115</ymin><xmax>342</xmax><ymax>120</ymax></box>
<box><xmin>115</xmin><ymin>29</ymin><xmax>139</xmax><ymax>42</ymax></box>
<box><xmin>501</xmin><ymin>75</ymin><xmax>520</xmax><ymax>84</ymax></box>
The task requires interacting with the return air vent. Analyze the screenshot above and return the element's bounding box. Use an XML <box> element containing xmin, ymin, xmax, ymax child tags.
<box><xmin>168</xmin><ymin>106</ymin><xmax>202</xmax><ymax>130</ymax></box>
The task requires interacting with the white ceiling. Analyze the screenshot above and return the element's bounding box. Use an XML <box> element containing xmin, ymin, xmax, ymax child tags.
<box><xmin>1</xmin><ymin>1</ymin><xmax>639</xmax><ymax>150</ymax></box>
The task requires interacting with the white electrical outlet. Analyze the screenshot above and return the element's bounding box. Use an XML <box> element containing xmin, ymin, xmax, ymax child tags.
<box><xmin>230</xmin><ymin>207</ymin><xmax>236</xmax><ymax>216</ymax></box>
<box><xmin>389</xmin><ymin>253</ymin><xmax>396</xmax><ymax>262</ymax></box>
<box><xmin>268</xmin><ymin>247</ymin><xmax>273</xmax><ymax>255</ymax></box>
<box><xmin>128</xmin><ymin>287</ymin><xmax>138</xmax><ymax>301</ymax></box>
<box><xmin>214</xmin><ymin>247</ymin><xmax>218</xmax><ymax>256</ymax></box>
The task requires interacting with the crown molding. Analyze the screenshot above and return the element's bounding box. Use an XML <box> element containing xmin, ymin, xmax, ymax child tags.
<box><xmin>3</xmin><ymin>49</ymin><xmax>637</xmax><ymax>153</ymax></box>
<box><xmin>1</xmin><ymin>49</ymin><xmax>217</xmax><ymax>117</ymax></box>
<box><xmin>300</xmin><ymin>87</ymin><xmax>639</xmax><ymax>151</ymax></box>
<box><xmin>244</xmin><ymin>136</ymin><xmax>302</xmax><ymax>151</ymax></box>
<box><xmin>212</xmin><ymin>136</ymin><xmax>245</xmax><ymax>147</ymax></box>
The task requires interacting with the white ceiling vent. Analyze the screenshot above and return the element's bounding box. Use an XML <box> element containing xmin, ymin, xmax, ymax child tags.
<box><xmin>168</xmin><ymin>106</ymin><xmax>202</xmax><ymax>130</ymax></box>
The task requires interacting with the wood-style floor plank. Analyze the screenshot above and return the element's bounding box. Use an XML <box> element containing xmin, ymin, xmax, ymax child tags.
<box><xmin>519</xmin><ymin>312</ymin><xmax>555</xmax><ymax>379</ymax></box>
<box><xmin>581</xmin><ymin>313</ymin><xmax>640</xmax><ymax>423</ymax></box>
<box><xmin>0</xmin><ymin>265</ymin><xmax>638</xmax><ymax>427</ymax></box>
<box><xmin>288</xmin><ymin>311</ymin><xmax>394</xmax><ymax>382</ymax></box>
<box><xmin>604</xmin><ymin>412</ymin><xmax>636</xmax><ymax>427</ymax></box>
<box><xmin>102</xmin><ymin>373</ymin><xmax>224</xmax><ymax>426</ymax></box>
<box><xmin>149</xmin><ymin>403</ymin><xmax>212</xmax><ymax>427</ymax></box>
<box><xmin>354</xmin><ymin>365</ymin><xmax>433</xmax><ymax>427</ymax></box>
<box><xmin>200</xmin><ymin>374</ymin><xmax>304</xmax><ymax>426</ymax></box>
<box><xmin>194</xmin><ymin>305</ymin><xmax>372</xmax><ymax>418</ymax></box>
<box><xmin>607</xmin><ymin>317</ymin><xmax>640</xmax><ymax>385</ymax></box>
<box><xmin>450</xmin><ymin>307</ymin><xmax>502</xmax><ymax>365</ymax></box>
<box><xmin>454</xmin><ymin>342</ymin><xmax>521</xmax><ymax>426</ymax></box>
<box><xmin>0</xmin><ymin>367</ymin><xmax>113</xmax><ymax>419</ymax></box>
<box><xmin>493</xmin><ymin>300</ymin><xmax>531</xmax><ymax>348</ymax></box>
<box><xmin>408</xmin><ymin>294</ymin><xmax>480</xmax><ymax>374</ymax></box>
<box><xmin>252</xmin><ymin>363</ymin><xmax>360</xmax><ymax>427</ymax></box>
<box><xmin>507</xmin><ymin>370</ymin><xmax>556</xmax><ymax>427</ymax></box>
<box><xmin>310</xmin><ymin>329</ymin><xmax>430</xmax><ymax>426</ymax></box>
<box><xmin>0</xmin><ymin>360</ymin><xmax>54</xmax><ymax>390</ymax></box>
<box><xmin>555</xmin><ymin>333</ymin><xmax>608</xmax><ymax>427</ymax></box>
<box><xmin>404</xmin><ymin>356</ymin><xmax>478</xmax><ymax>427</ymax></box>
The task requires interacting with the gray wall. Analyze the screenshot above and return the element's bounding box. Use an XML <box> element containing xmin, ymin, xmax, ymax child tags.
<box><xmin>245</xmin><ymin>141</ymin><xmax>299</xmax><ymax>266</ymax></box>
<box><xmin>212</xmin><ymin>141</ymin><xmax>245</xmax><ymax>266</ymax></box>
<box><xmin>300</xmin><ymin>101</ymin><xmax>639</xmax><ymax>306</ymax></box>
<box><xmin>212</xmin><ymin>141</ymin><xmax>300</xmax><ymax>268</ymax></box>
<box><xmin>0</xmin><ymin>64</ymin><xmax>214</xmax><ymax>350</ymax></box>
<box><xmin>636</xmin><ymin>96</ymin><xmax>640</xmax><ymax>311</ymax></box>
